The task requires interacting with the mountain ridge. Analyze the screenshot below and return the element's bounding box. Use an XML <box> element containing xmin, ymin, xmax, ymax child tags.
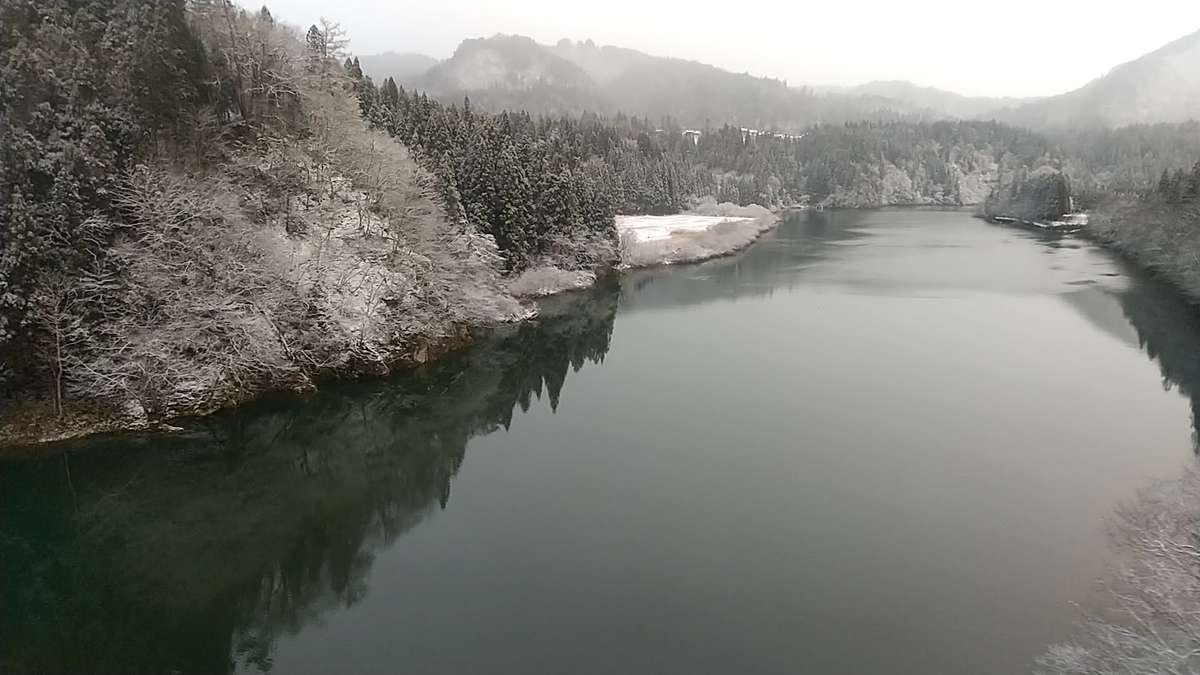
<box><xmin>358</xmin><ymin>51</ymin><xmax>438</xmax><ymax>85</ymax></box>
<box><xmin>993</xmin><ymin>28</ymin><xmax>1200</xmax><ymax>129</ymax></box>
<box><xmin>391</xmin><ymin>34</ymin><xmax>987</xmax><ymax>127</ymax></box>
<box><xmin>360</xmin><ymin>27</ymin><xmax>1200</xmax><ymax>130</ymax></box>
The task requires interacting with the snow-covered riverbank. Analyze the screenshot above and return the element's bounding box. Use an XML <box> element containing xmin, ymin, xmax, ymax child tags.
<box><xmin>615</xmin><ymin>214</ymin><xmax>755</xmax><ymax>243</ymax></box>
<box><xmin>618</xmin><ymin>206</ymin><xmax>778</xmax><ymax>268</ymax></box>
<box><xmin>5</xmin><ymin>206</ymin><xmax>780</xmax><ymax>452</ymax></box>
<box><xmin>509</xmin><ymin>205</ymin><xmax>780</xmax><ymax>298</ymax></box>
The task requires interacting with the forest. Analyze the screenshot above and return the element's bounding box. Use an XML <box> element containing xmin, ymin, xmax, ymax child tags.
<box><xmin>4</xmin><ymin>0</ymin><xmax>1200</xmax><ymax>443</ymax></box>
<box><xmin>362</xmin><ymin>74</ymin><xmax>1064</xmax><ymax>218</ymax></box>
<box><xmin>367</xmin><ymin>64</ymin><xmax>1200</xmax><ymax>232</ymax></box>
<box><xmin>0</xmin><ymin>0</ymin><xmax>524</xmax><ymax>436</ymax></box>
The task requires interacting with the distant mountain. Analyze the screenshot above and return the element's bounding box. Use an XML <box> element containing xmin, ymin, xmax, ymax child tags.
<box><xmin>549</xmin><ymin>38</ymin><xmax>649</xmax><ymax>84</ymax></box>
<box><xmin>419</xmin><ymin>35</ymin><xmax>593</xmax><ymax>91</ymax></box>
<box><xmin>997</xmin><ymin>28</ymin><xmax>1200</xmax><ymax>129</ymax></box>
<box><xmin>848</xmin><ymin>81</ymin><xmax>1031</xmax><ymax>120</ymax></box>
<box><xmin>357</xmin><ymin>51</ymin><xmax>438</xmax><ymax>86</ymax></box>
<box><xmin>411</xmin><ymin>35</ymin><xmax>970</xmax><ymax>127</ymax></box>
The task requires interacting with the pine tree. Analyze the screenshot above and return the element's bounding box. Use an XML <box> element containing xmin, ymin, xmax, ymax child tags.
<box><xmin>380</xmin><ymin>77</ymin><xmax>400</xmax><ymax>110</ymax></box>
<box><xmin>1174</xmin><ymin>168</ymin><xmax>1189</xmax><ymax>203</ymax></box>
<box><xmin>306</xmin><ymin>25</ymin><xmax>323</xmax><ymax>55</ymax></box>
<box><xmin>1187</xmin><ymin>162</ymin><xmax>1200</xmax><ymax>202</ymax></box>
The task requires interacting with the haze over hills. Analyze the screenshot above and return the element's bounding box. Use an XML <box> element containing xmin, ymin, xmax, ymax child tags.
<box><xmin>357</xmin><ymin>51</ymin><xmax>438</xmax><ymax>84</ymax></box>
<box><xmin>420</xmin><ymin>35</ymin><xmax>592</xmax><ymax>90</ymax></box>
<box><xmin>846</xmin><ymin>81</ymin><xmax>1033</xmax><ymax>120</ymax></box>
<box><xmin>984</xmin><ymin>28</ymin><xmax>1200</xmax><ymax>130</ymax></box>
<box><xmin>386</xmin><ymin>35</ymin><xmax>984</xmax><ymax>128</ymax></box>
<box><xmin>363</xmin><ymin>28</ymin><xmax>1200</xmax><ymax>132</ymax></box>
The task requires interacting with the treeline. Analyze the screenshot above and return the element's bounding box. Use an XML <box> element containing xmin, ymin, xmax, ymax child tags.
<box><xmin>1155</xmin><ymin>161</ymin><xmax>1200</xmax><ymax>203</ymax></box>
<box><xmin>983</xmin><ymin>169</ymin><xmax>1073</xmax><ymax>221</ymax></box>
<box><xmin>359</xmin><ymin>81</ymin><xmax>621</xmax><ymax>267</ymax></box>
<box><xmin>355</xmin><ymin>76</ymin><xmax>723</xmax><ymax>267</ymax></box>
<box><xmin>685</xmin><ymin>120</ymin><xmax>1056</xmax><ymax>207</ymax></box>
<box><xmin>378</xmin><ymin>62</ymin><xmax>1200</xmax><ymax>220</ymax></box>
<box><xmin>1057</xmin><ymin>122</ymin><xmax>1200</xmax><ymax>193</ymax></box>
<box><xmin>357</xmin><ymin>72</ymin><xmax>1069</xmax><ymax>241</ymax></box>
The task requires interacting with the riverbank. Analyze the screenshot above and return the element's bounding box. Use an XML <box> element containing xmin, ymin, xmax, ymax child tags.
<box><xmin>618</xmin><ymin>208</ymin><xmax>779</xmax><ymax>268</ymax></box>
<box><xmin>1038</xmin><ymin>466</ymin><xmax>1200</xmax><ymax>673</ymax></box>
<box><xmin>7</xmin><ymin>208</ymin><xmax>1192</xmax><ymax>675</ymax></box>
<box><xmin>1081</xmin><ymin>197</ymin><xmax>1200</xmax><ymax>301</ymax></box>
<box><xmin>0</xmin><ymin>204</ymin><xmax>781</xmax><ymax>454</ymax></box>
<box><xmin>505</xmin><ymin>202</ymin><xmax>780</xmax><ymax>299</ymax></box>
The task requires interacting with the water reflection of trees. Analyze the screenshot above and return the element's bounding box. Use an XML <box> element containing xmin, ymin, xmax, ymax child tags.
<box><xmin>0</xmin><ymin>282</ymin><xmax>618</xmax><ymax>674</ymax></box>
<box><xmin>1116</xmin><ymin>271</ymin><xmax>1200</xmax><ymax>449</ymax></box>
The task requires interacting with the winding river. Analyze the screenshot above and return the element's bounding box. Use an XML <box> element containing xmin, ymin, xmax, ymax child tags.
<box><xmin>4</xmin><ymin>208</ymin><xmax>1200</xmax><ymax>674</ymax></box>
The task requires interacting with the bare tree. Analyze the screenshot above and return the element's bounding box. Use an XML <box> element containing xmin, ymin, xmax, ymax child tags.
<box><xmin>317</xmin><ymin>18</ymin><xmax>349</xmax><ymax>60</ymax></box>
<box><xmin>1038</xmin><ymin>468</ymin><xmax>1200</xmax><ymax>674</ymax></box>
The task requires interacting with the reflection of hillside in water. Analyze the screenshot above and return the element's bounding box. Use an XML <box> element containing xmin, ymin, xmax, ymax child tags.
<box><xmin>0</xmin><ymin>282</ymin><xmax>619</xmax><ymax>675</ymax></box>
<box><xmin>1113</xmin><ymin>270</ymin><xmax>1200</xmax><ymax>449</ymax></box>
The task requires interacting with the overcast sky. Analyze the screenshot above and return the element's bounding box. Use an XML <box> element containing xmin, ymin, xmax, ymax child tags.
<box><xmin>255</xmin><ymin>0</ymin><xmax>1200</xmax><ymax>97</ymax></box>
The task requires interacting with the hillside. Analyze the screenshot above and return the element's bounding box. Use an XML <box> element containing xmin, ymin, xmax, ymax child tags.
<box><xmin>549</xmin><ymin>38</ymin><xmax>649</xmax><ymax>83</ymax></box>
<box><xmin>417</xmin><ymin>34</ymin><xmax>594</xmax><ymax>91</ymax></box>
<box><xmin>357</xmin><ymin>50</ymin><xmax>438</xmax><ymax>85</ymax></box>
<box><xmin>405</xmin><ymin>35</ymin><xmax>969</xmax><ymax>127</ymax></box>
<box><xmin>0</xmin><ymin>2</ymin><xmax>524</xmax><ymax>445</ymax></box>
<box><xmin>848</xmin><ymin>80</ymin><xmax>1030</xmax><ymax>119</ymax></box>
<box><xmin>997</xmin><ymin>28</ymin><xmax>1200</xmax><ymax>129</ymax></box>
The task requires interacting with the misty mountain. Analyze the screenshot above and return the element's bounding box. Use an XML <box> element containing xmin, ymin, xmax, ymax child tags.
<box><xmin>548</xmin><ymin>38</ymin><xmax>649</xmax><ymax>84</ymax></box>
<box><xmin>419</xmin><ymin>34</ymin><xmax>594</xmax><ymax>90</ymax></box>
<box><xmin>357</xmin><ymin>51</ymin><xmax>438</xmax><ymax>85</ymax></box>
<box><xmin>997</xmin><ymin>28</ymin><xmax>1200</xmax><ymax>129</ymax></box>
<box><xmin>403</xmin><ymin>35</ymin><xmax>973</xmax><ymax>127</ymax></box>
<box><xmin>847</xmin><ymin>81</ymin><xmax>1031</xmax><ymax>120</ymax></box>
<box><xmin>405</xmin><ymin>35</ymin><xmax>609</xmax><ymax>113</ymax></box>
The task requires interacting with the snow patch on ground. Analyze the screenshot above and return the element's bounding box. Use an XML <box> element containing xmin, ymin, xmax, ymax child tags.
<box><xmin>616</xmin><ymin>211</ymin><xmax>779</xmax><ymax>268</ymax></box>
<box><xmin>615</xmin><ymin>214</ymin><xmax>754</xmax><ymax>243</ymax></box>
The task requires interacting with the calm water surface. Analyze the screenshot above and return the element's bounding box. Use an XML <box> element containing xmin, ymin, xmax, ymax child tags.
<box><xmin>5</xmin><ymin>209</ymin><xmax>1200</xmax><ymax>674</ymax></box>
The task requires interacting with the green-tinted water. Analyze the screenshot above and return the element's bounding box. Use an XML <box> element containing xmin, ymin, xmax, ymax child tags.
<box><xmin>4</xmin><ymin>209</ymin><xmax>1199</xmax><ymax>674</ymax></box>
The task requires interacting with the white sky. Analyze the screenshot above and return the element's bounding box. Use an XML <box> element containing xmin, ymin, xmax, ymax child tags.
<box><xmin>255</xmin><ymin>0</ymin><xmax>1200</xmax><ymax>98</ymax></box>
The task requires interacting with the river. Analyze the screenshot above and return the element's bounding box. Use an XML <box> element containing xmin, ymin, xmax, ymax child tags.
<box><xmin>4</xmin><ymin>208</ymin><xmax>1200</xmax><ymax>674</ymax></box>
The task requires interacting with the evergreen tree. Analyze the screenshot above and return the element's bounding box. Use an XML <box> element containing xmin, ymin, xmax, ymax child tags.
<box><xmin>306</xmin><ymin>25</ymin><xmax>323</xmax><ymax>55</ymax></box>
